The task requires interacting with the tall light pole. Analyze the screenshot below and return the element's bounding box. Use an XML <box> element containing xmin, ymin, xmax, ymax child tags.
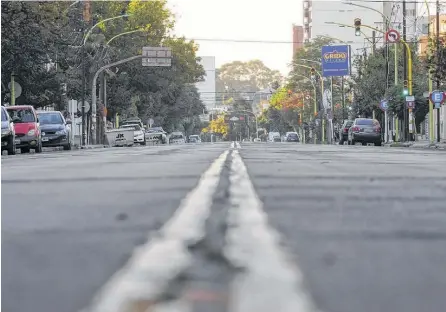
<box><xmin>78</xmin><ymin>13</ymin><xmax>131</xmax><ymax>145</ymax></box>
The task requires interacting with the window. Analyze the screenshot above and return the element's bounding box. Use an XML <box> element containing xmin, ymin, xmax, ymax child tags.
<box><xmin>7</xmin><ymin>108</ymin><xmax>35</xmax><ymax>123</ymax></box>
<box><xmin>38</xmin><ymin>113</ymin><xmax>63</xmax><ymax>125</ymax></box>
<box><xmin>356</xmin><ymin>119</ymin><xmax>376</xmax><ymax>126</ymax></box>
<box><xmin>1</xmin><ymin>108</ymin><xmax>8</xmax><ymax>121</ymax></box>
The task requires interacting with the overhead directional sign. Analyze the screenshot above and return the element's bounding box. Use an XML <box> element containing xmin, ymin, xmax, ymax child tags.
<box><xmin>429</xmin><ymin>90</ymin><xmax>445</xmax><ymax>109</ymax></box>
<box><xmin>385</xmin><ymin>29</ymin><xmax>400</xmax><ymax>43</ymax></box>
<box><xmin>379</xmin><ymin>99</ymin><xmax>388</xmax><ymax>111</ymax></box>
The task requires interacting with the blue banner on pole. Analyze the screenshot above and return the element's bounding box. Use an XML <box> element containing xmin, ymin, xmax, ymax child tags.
<box><xmin>321</xmin><ymin>45</ymin><xmax>351</xmax><ymax>77</ymax></box>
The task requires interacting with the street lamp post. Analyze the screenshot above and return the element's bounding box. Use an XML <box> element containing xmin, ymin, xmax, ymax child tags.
<box><xmin>73</xmin><ymin>13</ymin><xmax>131</xmax><ymax>145</ymax></box>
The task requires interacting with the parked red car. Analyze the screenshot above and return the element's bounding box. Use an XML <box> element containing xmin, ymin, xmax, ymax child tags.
<box><xmin>6</xmin><ymin>105</ymin><xmax>42</xmax><ymax>153</ymax></box>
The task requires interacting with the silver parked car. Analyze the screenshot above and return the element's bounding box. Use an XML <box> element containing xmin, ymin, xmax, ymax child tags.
<box><xmin>348</xmin><ymin>118</ymin><xmax>382</xmax><ymax>146</ymax></box>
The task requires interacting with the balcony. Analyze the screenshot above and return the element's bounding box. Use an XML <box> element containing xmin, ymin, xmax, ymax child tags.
<box><xmin>303</xmin><ymin>0</ymin><xmax>312</xmax><ymax>9</ymax></box>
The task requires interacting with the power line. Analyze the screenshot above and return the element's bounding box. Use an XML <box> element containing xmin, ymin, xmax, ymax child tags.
<box><xmin>346</xmin><ymin>0</ymin><xmax>440</xmax><ymax>3</ymax></box>
<box><xmin>178</xmin><ymin>37</ymin><xmax>368</xmax><ymax>44</ymax></box>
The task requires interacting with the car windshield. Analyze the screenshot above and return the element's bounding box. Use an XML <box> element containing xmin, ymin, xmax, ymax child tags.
<box><xmin>171</xmin><ymin>134</ymin><xmax>183</xmax><ymax>139</ymax></box>
<box><xmin>121</xmin><ymin>124</ymin><xmax>141</xmax><ymax>131</ymax></box>
<box><xmin>344</xmin><ymin>121</ymin><xmax>353</xmax><ymax>127</ymax></box>
<box><xmin>288</xmin><ymin>133</ymin><xmax>298</xmax><ymax>137</ymax></box>
<box><xmin>356</xmin><ymin>119</ymin><xmax>375</xmax><ymax>126</ymax></box>
<box><xmin>147</xmin><ymin>127</ymin><xmax>163</xmax><ymax>133</ymax></box>
<box><xmin>1</xmin><ymin>108</ymin><xmax>8</xmax><ymax>121</ymax></box>
<box><xmin>189</xmin><ymin>135</ymin><xmax>199</xmax><ymax>139</ymax></box>
<box><xmin>38</xmin><ymin>113</ymin><xmax>63</xmax><ymax>125</ymax></box>
<box><xmin>7</xmin><ymin>108</ymin><xmax>35</xmax><ymax>123</ymax></box>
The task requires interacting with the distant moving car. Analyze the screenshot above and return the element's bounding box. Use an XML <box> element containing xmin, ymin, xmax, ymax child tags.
<box><xmin>285</xmin><ymin>132</ymin><xmax>300</xmax><ymax>142</ymax></box>
<box><xmin>120</xmin><ymin>124</ymin><xmax>146</xmax><ymax>145</ymax></box>
<box><xmin>348</xmin><ymin>118</ymin><xmax>382</xmax><ymax>146</ymax></box>
<box><xmin>145</xmin><ymin>127</ymin><xmax>167</xmax><ymax>144</ymax></box>
<box><xmin>37</xmin><ymin>110</ymin><xmax>71</xmax><ymax>150</ymax></box>
<box><xmin>1</xmin><ymin>106</ymin><xmax>16</xmax><ymax>155</ymax></box>
<box><xmin>188</xmin><ymin>135</ymin><xmax>201</xmax><ymax>143</ymax></box>
<box><xmin>339</xmin><ymin>120</ymin><xmax>353</xmax><ymax>145</ymax></box>
<box><xmin>6</xmin><ymin>105</ymin><xmax>42</xmax><ymax>153</ymax></box>
<box><xmin>268</xmin><ymin>131</ymin><xmax>281</xmax><ymax>142</ymax></box>
<box><xmin>169</xmin><ymin>131</ymin><xmax>185</xmax><ymax>144</ymax></box>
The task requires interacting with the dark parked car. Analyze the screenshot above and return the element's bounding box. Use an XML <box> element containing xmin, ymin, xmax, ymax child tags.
<box><xmin>37</xmin><ymin>110</ymin><xmax>72</xmax><ymax>150</ymax></box>
<box><xmin>339</xmin><ymin>120</ymin><xmax>353</xmax><ymax>145</ymax></box>
<box><xmin>6</xmin><ymin>105</ymin><xmax>42</xmax><ymax>153</ymax></box>
<box><xmin>348</xmin><ymin>118</ymin><xmax>382</xmax><ymax>146</ymax></box>
<box><xmin>1</xmin><ymin>106</ymin><xmax>16</xmax><ymax>155</ymax></box>
<box><xmin>285</xmin><ymin>132</ymin><xmax>300</xmax><ymax>142</ymax></box>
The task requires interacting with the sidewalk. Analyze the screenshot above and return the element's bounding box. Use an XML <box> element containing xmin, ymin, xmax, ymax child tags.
<box><xmin>386</xmin><ymin>140</ymin><xmax>446</xmax><ymax>150</ymax></box>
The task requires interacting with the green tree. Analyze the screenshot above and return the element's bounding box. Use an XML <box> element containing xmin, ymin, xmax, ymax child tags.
<box><xmin>216</xmin><ymin>60</ymin><xmax>283</xmax><ymax>93</ymax></box>
<box><xmin>353</xmin><ymin>44</ymin><xmax>429</xmax><ymax>131</ymax></box>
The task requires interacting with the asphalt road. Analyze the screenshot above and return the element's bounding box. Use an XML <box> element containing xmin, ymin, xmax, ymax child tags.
<box><xmin>2</xmin><ymin>142</ymin><xmax>446</xmax><ymax>312</ymax></box>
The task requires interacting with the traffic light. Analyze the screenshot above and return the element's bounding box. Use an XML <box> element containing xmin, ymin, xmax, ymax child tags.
<box><xmin>354</xmin><ymin>18</ymin><xmax>361</xmax><ymax>36</ymax></box>
<box><xmin>298</xmin><ymin>113</ymin><xmax>302</xmax><ymax>125</ymax></box>
<box><xmin>310</xmin><ymin>67</ymin><xmax>316</xmax><ymax>75</ymax></box>
<box><xmin>403</xmin><ymin>80</ymin><xmax>409</xmax><ymax>95</ymax></box>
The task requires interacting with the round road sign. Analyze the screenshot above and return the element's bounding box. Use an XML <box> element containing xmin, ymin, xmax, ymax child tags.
<box><xmin>77</xmin><ymin>100</ymin><xmax>90</xmax><ymax>113</ymax></box>
<box><xmin>385</xmin><ymin>29</ymin><xmax>400</xmax><ymax>43</ymax></box>
<box><xmin>429</xmin><ymin>90</ymin><xmax>446</xmax><ymax>109</ymax></box>
<box><xmin>379</xmin><ymin>99</ymin><xmax>388</xmax><ymax>111</ymax></box>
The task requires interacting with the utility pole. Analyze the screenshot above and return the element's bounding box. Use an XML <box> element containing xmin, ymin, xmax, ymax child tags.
<box><xmin>81</xmin><ymin>0</ymin><xmax>91</xmax><ymax>146</ymax></box>
<box><xmin>402</xmin><ymin>0</ymin><xmax>408</xmax><ymax>141</ymax></box>
<box><xmin>436</xmin><ymin>0</ymin><xmax>441</xmax><ymax>143</ymax></box>
<box><xmin>372</xmin><ymin>31</ymin><xmax>376</xmax><ymax>54</ymax></box>
<box><xmin>341</xmin><ymin>76</ymin><xmax>345</xmax><ymax>121</ymax></box>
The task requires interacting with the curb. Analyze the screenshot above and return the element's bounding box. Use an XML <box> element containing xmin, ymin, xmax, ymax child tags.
<box><xmin>386</xmin><ymin>142</ymin><xmax>446</xmax><ymax>150</ymax></box>
<box><xmin>73</xmin><ymin>145</ymin><xmax>109</xmax><ymax>150</ymax></box>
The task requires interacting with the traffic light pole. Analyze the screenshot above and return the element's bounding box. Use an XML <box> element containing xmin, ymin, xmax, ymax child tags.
<box><xmin>436</xmin><ymin>0</ymin><xmax>441</xmax><ymax>143</ymax></box>
<box><xmin>402</xmin><ymin>0</ymin><xmax>409</xmax><ymax>142</ymax></box>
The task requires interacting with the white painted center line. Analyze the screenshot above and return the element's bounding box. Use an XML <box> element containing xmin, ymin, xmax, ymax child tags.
<box><xmin>84</xmin><ymin>150</ymin><xmax>230</xmax><ymax>312</ymax></box>
<box><xmin>225</xmin><ymin>149</ymin><xmax>318</xmax><ymax>312</ymax></box>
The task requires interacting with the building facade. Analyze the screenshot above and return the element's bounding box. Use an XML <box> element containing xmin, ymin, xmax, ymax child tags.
<box><xmin>195</xmin><ymin>56</ymin><xmax>216</xmax><ymax>113</ymax></box>
<box><xmin>292</xmin><ymin>24</ymin><xmax>304</xmax><ymax>57</ymax></box>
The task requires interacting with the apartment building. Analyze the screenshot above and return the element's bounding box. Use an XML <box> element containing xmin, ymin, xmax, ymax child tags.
<box><xmin>292</xmin><ymin>24</ymin><xmax>304</xmax><ymax>56</ymax></box>
<box><xmin>418</xmin><ymin>14</ymin><xmax>446</xmax><ymax>56</ymax></box>
<box><xmin>195</xmin><ymin>56</ymin><xmax>216</xmax><ymax>112</ymax></box>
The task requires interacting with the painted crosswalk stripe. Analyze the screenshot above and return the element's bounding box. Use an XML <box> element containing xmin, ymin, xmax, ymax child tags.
<box><xmin>225</xmin><ymin>149</ymin><xmax>318</xmax><ymax>312</ymax></box>
<box><xmin>83</xmin><ymin>150</ymin><xmax>229</xmax><ymax>312</ymax></box>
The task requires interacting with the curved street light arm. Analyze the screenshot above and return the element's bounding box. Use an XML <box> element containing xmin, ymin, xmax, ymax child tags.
<box><xmin>106</xmin><ymin>29</ymin><xmax>145</xmax><ymax>45</ymax></box>
<box><xmin>84</xmin><ymin>14</ymin><xmax>131</xmax><ymax>46</ymax></box>
<box><xmin>343</xmin><ymin>2</ymin><xmax>391</xmax><ymax>29</ymax></box>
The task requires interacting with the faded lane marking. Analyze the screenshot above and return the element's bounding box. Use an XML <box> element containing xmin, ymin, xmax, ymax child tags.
<box><xmin>235</xmin><ymin>142</ymin><xmax>241</xmax><ymax>149</ymax></box>
<box><xmin>225</xmin><ymin>149</ymin><xmax>319</xmax><ymax>312</ymax></box>
<box><xmin>84</xmin><ymin>150</ymin><xmax>230</xmax><ymax>312</ymax></box>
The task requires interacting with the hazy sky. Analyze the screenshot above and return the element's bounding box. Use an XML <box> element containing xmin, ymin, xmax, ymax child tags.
<box><xmin>167</xmin><ymin>0</ymin><xmax>303</xmax><ymax>75</ymax></box>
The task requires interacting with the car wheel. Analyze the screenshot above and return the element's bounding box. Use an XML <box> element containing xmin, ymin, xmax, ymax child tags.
<box><xmin>21</xmin><ymin>147</ymin><xmax>30</xmax><ymax>153</ymax></box>
<box><xmin>339</xmin><ymin>139</ymin><xmax>344</xmax><ymax>145</ymax></box>
<box><xmin>140</xmin><ymin>140</ymin><xmax>146</xmax><ymax>146</ymax></box>
<box><xmin>362</xmin><ymin>142</ymin><xmax>367</xmax><ymax>146</ymax></box>
<box><xmin>8</xmin><ymin>136</ymin><xmax>16</xmax><ymax>155</ymax></box>
<box><xmin>63</xmin><ymin>143</ymin><xmax>71</xmax><ymax>150</ymax></box>
<box><xmin>351</xmin><ymin>139</ymin><xmax>356</xmax><ymax>145</ymax></box>
<box><xmin>35</xmin><ymin>141</ymin><xmax>43</xmax><ymax>153</ymax></box>
<box><xmin>375</xmin><ymin>141</ymin><xmax>382</xmax><ymax>146</ymax></box>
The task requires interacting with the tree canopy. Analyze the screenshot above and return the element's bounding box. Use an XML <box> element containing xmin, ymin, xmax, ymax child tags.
<box><xmin>1</xmin><ymin>0</ymin><xmax>206</xmax><ymax>133</ymax></box>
